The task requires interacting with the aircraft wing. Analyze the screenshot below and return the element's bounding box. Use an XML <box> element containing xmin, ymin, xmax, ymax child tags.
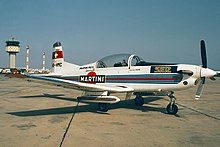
<box><xmin>24</xmin><ymin>74</ymin><xmax>134</xmax><ymax>93</ymax></box>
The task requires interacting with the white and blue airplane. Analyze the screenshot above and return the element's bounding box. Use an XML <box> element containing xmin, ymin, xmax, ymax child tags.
<box><xmin>24</xmin><ymin>40</ymin><xmax>219</xmax><ymax>114</ymax></box>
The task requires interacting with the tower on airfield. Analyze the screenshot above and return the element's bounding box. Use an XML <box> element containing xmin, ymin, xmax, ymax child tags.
<box><xmin>26</xmin><ymin>45</ymin><xmax>30</xmax><ymax>70</ymax></box>
<box><xmin>42</xmin><ymin>52</ymin><xmax>46</xmax><ymax>70</ymax></box>
<box><xmin>5</xmin><ymin>38</ymin><xmax>20</xmax><ymax>68</ymax></box>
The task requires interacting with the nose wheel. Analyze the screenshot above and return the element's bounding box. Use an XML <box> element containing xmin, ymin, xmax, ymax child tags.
<box><xmin>166</xmin><ymin>92</ymin><xmax>178</xmax><ymax>115</ymax></box>
<box><xmin>166</xmin><ymin>103</ymin><xmax>178</xmax><ymax>115</ymax></box>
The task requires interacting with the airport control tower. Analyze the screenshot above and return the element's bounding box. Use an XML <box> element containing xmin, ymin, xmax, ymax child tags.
<box><xmin>5</xmin><ymin>38</ymin><xmax>20</xmax><ymax>68</ymax></box>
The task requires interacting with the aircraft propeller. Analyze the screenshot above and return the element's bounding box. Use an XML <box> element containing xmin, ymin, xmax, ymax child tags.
<box><xmin>195</xmin><ymin>40</ymin><xmax>217</xmax><ymax>99</ymax></box>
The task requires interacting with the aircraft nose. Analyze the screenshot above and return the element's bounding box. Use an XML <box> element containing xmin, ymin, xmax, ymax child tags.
<box><xmin>201</xmin><ymin>68</ymin><xmax>217</xmax><ymax>78</ymax></box>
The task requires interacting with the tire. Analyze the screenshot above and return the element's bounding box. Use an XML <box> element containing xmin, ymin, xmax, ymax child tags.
<box><xmin>166</xmin><ymin>103</ymin><xmax>178</xmax><ymax>115</ymax></box>
<box><xmin>134</xmin><ymin>96</ymin><xmax>144</xmax><ymax>106</ymax></box>
<box><xmin>98</xmin><ymin>103</ymin><xmax>109</xmax><ymax>112</ymax></box>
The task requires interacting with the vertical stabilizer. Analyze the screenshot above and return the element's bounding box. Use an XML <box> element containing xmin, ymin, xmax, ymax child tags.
<box><xmin>52</xmin><ymin>42</ymin><xmax>64</xmax><ymax>73</ymax></box>
<box><xmin>51</xmin><ymin>42</ymin><xmax>79</xmax><ymax>74</ymax></box>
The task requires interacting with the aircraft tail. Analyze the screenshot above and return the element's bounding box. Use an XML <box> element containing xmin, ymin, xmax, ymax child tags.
<box><xmin>52</xmin><ymin>42</ymin><xmax>79</xmax><ymax>74</ymax></box>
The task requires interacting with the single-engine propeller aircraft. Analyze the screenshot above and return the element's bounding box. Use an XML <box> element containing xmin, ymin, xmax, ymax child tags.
<box><xmin>23</xmin><ymin>40</ymin><xmax>219</xmax><ymax>115</ymax></box>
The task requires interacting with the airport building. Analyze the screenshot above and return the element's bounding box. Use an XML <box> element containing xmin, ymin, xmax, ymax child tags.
<box><xmin>5</xmin><ymin>38</ymin><xmax>20</xmax><ymax>69</ymax></box>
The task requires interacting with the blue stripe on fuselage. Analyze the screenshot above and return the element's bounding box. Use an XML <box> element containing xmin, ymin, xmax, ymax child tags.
<box><xmin>56</xmin><ymin>74</ymin><xmax>183</xmax><ymax>84</ymax></box>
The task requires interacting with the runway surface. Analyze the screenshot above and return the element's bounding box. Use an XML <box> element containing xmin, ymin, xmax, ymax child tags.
<box><xmin>0</xmin><ymin>74</ymin><xmax>220</xmax><ymax>147</ymax></box>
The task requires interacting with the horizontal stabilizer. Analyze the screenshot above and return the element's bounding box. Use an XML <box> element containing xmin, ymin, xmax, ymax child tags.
<box><xmin>77</xmin><ymin>95</ymin><xmax>120</xmax><ymax>104</ymax></box>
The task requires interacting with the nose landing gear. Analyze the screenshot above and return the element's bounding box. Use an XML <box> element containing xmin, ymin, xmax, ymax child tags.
<box><xmin>166</xmin><ymin>92</ymin><xmax>178</xmax><ymax>115</ymax></box>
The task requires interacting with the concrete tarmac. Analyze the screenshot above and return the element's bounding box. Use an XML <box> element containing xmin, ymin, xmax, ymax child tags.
<box><xmin>0</xmin><ymin>74</ymin><xmax>220</xmax><ymax>147</ymax></box>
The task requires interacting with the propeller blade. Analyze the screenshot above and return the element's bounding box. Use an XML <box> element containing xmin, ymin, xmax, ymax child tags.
<box><xmin>200</xmin><ymin>40</ymin><xmax>207</xmax><ymax>68</ymax></box>
<box><xmin>195</xmin><ymin>77</ymin><xmax>205</xmax><ymax>99</ymax></box>
<box><xmin>202</xmin><ymin>76</ymin><xmax>206</xmax><ymax>84</ymax></box>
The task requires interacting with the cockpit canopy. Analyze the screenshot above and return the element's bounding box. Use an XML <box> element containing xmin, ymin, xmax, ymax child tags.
<box><xmin>96</xmin><ymin>54</ymin><xmax>148</xmax><ymax>68</ymax></box>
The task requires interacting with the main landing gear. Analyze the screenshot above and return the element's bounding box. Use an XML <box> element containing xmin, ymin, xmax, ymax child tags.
<box><xmin>98</xmin><ymin>103</ymin><xmax>109</xmax><ymax>112</ymax></box>
<box><xmin>166</xmin><ymin>92</ymin><xmax>178</xmax><ymax>115</ymax></box>
<box><xmin>134</xmin><ymin>92</ymin><xmax>179</xmax><ymax>115</ymax></box>
<box><xmin>134</xmin><ymin>95</ymin><xmax>144</xmax><ymax>106</ymax></box>
<box><xmin>97</xmin><ymin>92</ymin><xmax>179</xmax><ymax>114</ymax></box>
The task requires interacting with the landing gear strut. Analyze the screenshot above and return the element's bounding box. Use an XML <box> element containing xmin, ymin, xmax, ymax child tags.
<box><xmin>134</xmin><ymin>95</ymin><xmax>144</xmax><ymax>106</ymax></box>
<box><xmin>166</xmin><ymin>92</ymin><xmax>178</xmax><ymax>115</ymax></box>
<box><xmin>98</xmin><ymin>103</ymin><xmax>109</xmax><ymax>112</ymax></box>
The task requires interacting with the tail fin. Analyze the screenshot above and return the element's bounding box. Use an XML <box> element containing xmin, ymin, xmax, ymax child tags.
<box><xmin>52</xmin><ymin>42</ymin><xmax>79</xmax><ymax>74</ymax></box>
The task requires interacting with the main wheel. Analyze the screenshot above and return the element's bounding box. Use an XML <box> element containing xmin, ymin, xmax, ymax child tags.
<box><xmin>134</xmin><ymin>95</ymin><xmax>144</xmax><ymax>106</ymax></box>
<box><xmin>166</xmin><ymin>103</ymin><xmax>178</xmax><ymax>115</ymax></box>
<box><xmin>98</xmin><ymin>103</ymin><xmax>109</xmax><ymax>112</ymax></box>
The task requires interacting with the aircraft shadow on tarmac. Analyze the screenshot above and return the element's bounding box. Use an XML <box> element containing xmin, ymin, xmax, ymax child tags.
<box><xmin>7</xmin><ymin>93</ymin><xmax>166</xmax><ymax>117</ymax></box>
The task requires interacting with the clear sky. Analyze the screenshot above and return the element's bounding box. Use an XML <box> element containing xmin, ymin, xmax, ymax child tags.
<box><xmin>0</xmin><ymin>0</ymin><xmax>220</xmax><ymax>70</ymax></box>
